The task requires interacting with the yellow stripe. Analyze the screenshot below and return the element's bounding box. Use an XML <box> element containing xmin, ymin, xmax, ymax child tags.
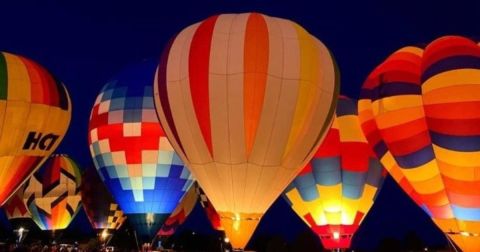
<box><xmin>4</xmin><ymin>53</ymin><xmax>30</xmax><ymax>102</ymax></box>
<box><xmin>371</xmin><ymin>95</ymin><xmax>423</xmax><ymax>115</ymax></box>
<box><xmin>433</xmin><ymin>144</ymin><xmax>480</xmax><ymax>167</ymax></box>
<box><xmin>402</xmin><ymin>159</ymin><xmax>439</xmax><ymax>182</ymax></box>
<box><xmin>423</xmin><ymin>84</ymin><xmax>480</xmax><ymax>104</ymax></box>
<box><xmin>422</xmin><ymin>69</ymin><xmax>480</xmax><ymax>94</ymax></box>
<box><xmin>283</xmin><ymin>23</ymin><xmax>319</xmax><ymax>157</ymax></box>
<box><xmin>408</xmin><ymin>174</ymin><xmax>444</xmax><ymax>194</ymax></box>
<box><xmin>337</xmin><ymin>115</ymin><xmax>367</xmax><ymax>142</ymax></box>
<box><xmin>439</xmin><ymin>160</ymin><xmax>480</xmax><ymax>181</ymax></box>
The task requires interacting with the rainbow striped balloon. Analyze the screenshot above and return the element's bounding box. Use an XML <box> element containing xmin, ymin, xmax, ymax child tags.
<box><xmin>154</xmin><ymin>12</ymin><xmax>338</xmax><ymax>249</ymax></box>
<box><xmin>284</xmin><ymin>96</ymin><xmax>385</xmax><ymax>250</ymax></box>
<box><xmin>0</xmin><ymin>52</ymin><xmax>71</xmax><ymax>206</ymax></box>
<box><xmin>359</xmin><ymin>36</ymin><xmax>480</xmax><ymax>251</ymax></box>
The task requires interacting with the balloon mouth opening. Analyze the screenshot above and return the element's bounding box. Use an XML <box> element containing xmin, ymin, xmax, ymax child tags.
<box><xmin>220</xmin><ymin>214</ymin><xmax>261</xmax><ymax>221</ymax></box>
<box><xmin>318</xmin><ymin>232</ymin><xmax>353</xmax><ymax>250</ymax></box>
<box><xmin>220</xmin><ymin>212</ymin><xmax>262</xmax><ymax>231</ymax></box>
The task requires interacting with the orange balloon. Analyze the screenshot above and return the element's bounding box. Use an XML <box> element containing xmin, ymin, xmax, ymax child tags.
<box><xmin>359</xmin><ymin>36</ymin><xmax>480</xmax><ymax>251</ymax></box>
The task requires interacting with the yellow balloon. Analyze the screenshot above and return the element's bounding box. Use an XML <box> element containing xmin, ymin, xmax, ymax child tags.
<box><xmin>0</xmin><ymin>52</ymin><xmax>71</xmax><ymax>206</ymax></box>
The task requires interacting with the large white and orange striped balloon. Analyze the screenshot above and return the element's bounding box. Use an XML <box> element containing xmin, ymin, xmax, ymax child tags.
<box><xmin>154</xmin><ymin>12</ymin><xmax>339</xmax><ymax>249</ymax></box>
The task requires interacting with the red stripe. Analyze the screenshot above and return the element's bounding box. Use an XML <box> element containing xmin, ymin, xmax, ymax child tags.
<box><xmin>244</xmin><ymin>13</ymin><xmax>269</xmax><ymax>155</ymax></box>
<box><xmin>423</xmin><ymin>36</ymin><xmax>480</xmax><ymax>71</ymax></box>
<box><xmin>361</xmin><ymin>119</ymin><xmax>382</xmax><ymax>148</ymax></box>
<box><xmin>427</xmin><ymin>117</ymin><xmax>480</xmax><ymax>136</ymax></box>
<box><xmin>340</xmin><ymin>142</ymin><xmax>370</xmax><ymax>172</ymax></box>
<box><xmin>314</xmin><ymin>128</ymin><xmax>340</xmax><ymax>157</ymax></box>
<box><xmin>383</xmin><ymin>129</ymin><xmax>431</xmax><ymax>156</ymax></box>
<box><xmin>157</xmin><ymin>36</ymin><xmax>187</xmax><ymax>158</ymax></box>
<box><xmin>33</xmin><ymin>60</ymin><xmax>59</xmax><ymax>107</ymax></box>
<box><xmin>298</xmin><ymin>162</ymin><xmax>313</xmax><ymax>176</ymax></box>
<box><xmin>18</xmin><ymin>56</ymin><xmax>45</xmax><ymax>104</ymax></box>
<box><xmin>188</xmin><ymin>15</ymin><xmax>218</xmax><ymax>156</ymax></box>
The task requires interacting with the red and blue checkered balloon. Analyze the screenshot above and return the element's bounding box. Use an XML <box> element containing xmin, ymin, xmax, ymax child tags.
<box><xmin>88</xmin><ymin>60</ymin><xmax>194</xmax><ymax>241</ymax></box>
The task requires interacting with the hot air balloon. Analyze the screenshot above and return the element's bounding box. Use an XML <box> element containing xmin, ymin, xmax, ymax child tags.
<box><xmin>88</xmin><ymin>60</ymin><xmax>194</xmax><ymax>243</ymax></box>
<box><xmin>158</xmin><ymin>182</ymin><xmax>222</xmax><ymax>237</ymax></box>
<box><xmin>358</xmin><ymin>35</ymin><xmax>480</xmax><ymax>251</ymax></box>
<box><xmin>196</xmin><ymin>184</ymin><xmax>222</xmax><ymax>232</ymax></box>
<box><xmin>23</xmin><ymin>154</ymin><xmax>82</xmax><ymax>234</ymax></box>
<box><xmin>153</xmin><ymin>12</ymin><xmax>339</xmax><ymax>249</ymax></box>
<box><xmin>81</xmin><ymin>166</ymin><xmax>126</xmax><ymax>243</ymax></box>
<box><xmin>157</xmin><ymin>182</ymin><xmax>198</xmax><ymax>238</ymax></box>
<box><xmin>3</xmin><ymin>185</ymin><xmax>33</xmax><ymax>243</ymax></box>
<box><xmin>283</xmin><ymin>96</ymin><xmax>386</xmax><ymax>250</ymax></box>
<box><xmin>0</xmin><ymin>52</ymin><xmax>71</xmax><ymax>206</ymax></box>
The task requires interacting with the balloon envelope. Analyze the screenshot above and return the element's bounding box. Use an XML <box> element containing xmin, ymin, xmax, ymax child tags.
<box><xmin>88</xmin><ymin>60</ymin><xmax>194</xmax><ymax>242</ymax></box>
<box><xmin>0</xmin><ymin>52</ymin><xmax>71</xmax><ymax>206</ymax></box>
<box><xmin>158</xmin><ymin>182</ymin><xmax>222</xmax><ymax>237</ymax></box>
<box><xmin>154</xmin><ymin>12</ymin><xmax>339</xmax><ymax>249</ymax></box>
<box><xmin>81</xmin><ymin>166</ymin><xmax>126</xmax><ymax>231</ymax></box>
<box><xmin>23</xmin><ymin>154</ymin><xmax>82</xmax><ymax>231</ymax></box>
<box><xmin>284</xmin><ymin>96</ymin><xmax>385</xmax><ymax>249</ymax></box>
<box><xmin>359</xmin><ymin>35</ymin><xmax>480</xmax><ymax>251</ymax></box>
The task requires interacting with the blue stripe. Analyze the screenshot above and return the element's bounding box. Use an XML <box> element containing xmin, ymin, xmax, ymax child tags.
<box><xmin>312</xmin><ymin>157</ymin><xmax>341</xmax><ymax>186</ymax></box>
<box><xmin>336</xmin><ymin>98</ymin><xmax>358</xmax><ymax>116</ymax></box>
<box><xmin>422</xmin><ymin>56</ymin><xmax>480</xmax><ymax>82</ymax></box>
<box><xmin>342</xmin><ymin>171</ymin><xmax>367</xmax><ymax>199</ymax></box>
<box><xmin>430</xmin><ymin>131</ymin><xmax>480</xmax><ymax>151</ymax></box>
<box><xmin>373</xmin><ymin>141</ymin><xmax>388</xmax><ymax>158</ymax></box>
<box><xmin>365</xmin><ymin>82</ymin><xmax>421</xmax><ymax>101</ymax></box>
<box><xmin>343</xmin><ymin>184</ymin><xmax>364</xmax><ymax>199</ymax></box>
<box><xmin>294</xmin><ymin>173</ymin><xmax>319</xmax><ymax>201</ymax></box>
<box><xmin>366</xmin><ymin>158</ymin><xmax>384</xmax><ymax>188</ymax></box>
<box><xmin>451</xmin><ymin>205</ymin><xmax>480</xmax><ymax>221</ymax></box>
<box><xmin>395</xmin><ymin>145</ymin><xmax>435</xmax><ymax>168</ymax></box>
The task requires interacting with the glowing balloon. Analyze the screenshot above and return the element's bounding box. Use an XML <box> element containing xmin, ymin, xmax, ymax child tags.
<box><xmin>23</xmin><ymin>154</ymin><xmax>82</xmax><ymax>231</ymax></box>
<box><xmin>158</xmin><ymin>182</ymin><xmax>222</xmax><ymax>237</ymax></box>
<box><xmin>284</xmin><ymin>96</ymin><xmax>385</xmax><ymax>249</ymax></box>
<box><xmin>81</xmin><ymin>166</ymin><xmax>126</xmax><ymax>231</ymax></box>
<box><xmin>359</xmin><ymin>35</ymin><xmax>480</xmax><ymax>251</ymax></box>
<box><xmin>154</xmin><ymin>12</ymin><xmax>339</xmax><ymax>249</ymax></box>
<box><xmin>0</xmin><ymin>52</ymin><xmax>71</xmax><ymax>206</ymax></box>
<box><xmin>88</xmin><ymin>60</ymin><xmax>194</xmax><ymax>242</ymax></box>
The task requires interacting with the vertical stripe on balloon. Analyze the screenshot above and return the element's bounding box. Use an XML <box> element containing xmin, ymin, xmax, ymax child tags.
<box><xmin>283</xmin><ymin>23</ymin><xmax>319</xmax><ymax>158</ymax></box>
<box><xmin>244</xmin><ymin>13</ymin><xmax>269</xmax><ymax>155</ymax></box>
<box><xmin>21</xmin><ymin>57</ymin><xmax>44</xmax><ymax>105</ymax></box>
<box><xmin>189</xmin><ymin>15</ymin><xmax>218</xmax><ymax>156</ymax></box>
<box><xmin>6</xmin><ymin>54</ymin><xmax>30</xmax><ymax>102</ymax></box>
<box><xmin>157</xmin><ymin>38</ymin><xmax>186</xmax><ymax>156</ymax></box>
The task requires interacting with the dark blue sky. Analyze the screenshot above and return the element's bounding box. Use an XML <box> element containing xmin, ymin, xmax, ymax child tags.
<box><xmin>1</xmin><ymin>0</ymin><xmax>479</xmax><ymax>250</ymax></box>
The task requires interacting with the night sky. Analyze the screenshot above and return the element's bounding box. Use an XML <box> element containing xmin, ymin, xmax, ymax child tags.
<box><xmin>1</xmin><ymin>0</ymin><xmax>479</xmax><ymax>250</ymax></box>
